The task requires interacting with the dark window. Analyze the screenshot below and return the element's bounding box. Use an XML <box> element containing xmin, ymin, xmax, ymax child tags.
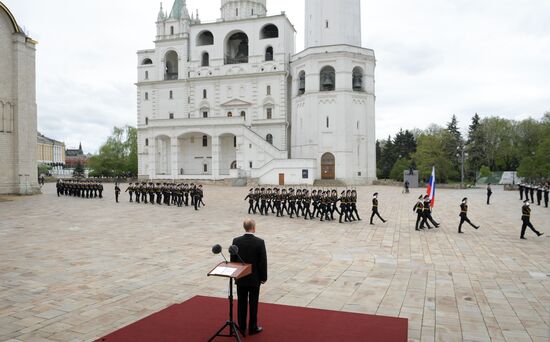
<box><xmin>203</xmin><ymin>111</ymin><xmax>208</xmax><ymax>118</ymax></box>
<box><xmin>169</xmin><ymin>113</ymin><xmax>174</xmax><ymax>119</ymax></box>
<box><xmin>326</xmin><ymin>116</ymin><xmax>330</xmax><ymax>128</ymax></box>
<box><xmin>202</xmin><ymin>135</ymin><xmax>208</xmax><ymax>147</ymax></box>
<box><xmin>197</xmin><ymin>31</ymin><xmax>214</xmax><ymax>46</ymax></box>
<box><xmin>145</xmin><ymin>117</ymin><xmax>149</xmax><ymax>125</ymax></box>
<box><xmin>227</xmin><ymin>111</ymin><xmax>233</xmax><ymax>117</ymax></box>
<box><xmin>203</xmin><ymin>89</ymin><xmax>207</xmax><ymax>99</ymax></box>
<box><xmin>142</xmin><ymin>58</ymin><xmax>153</xmax><ymax>65</ymax></box>
<box><xmin>240</xmin><ymin>111</ymin><xmax>246</xmax><ymax>118</ymax></box>
<box><xmin>353</xmin><ymin>67</ymin><xmax>364</xmax><ymax>91</ymax></box>
<box><xmin>298</xmin><ymin>71</ymin><xmax>305</xmax><ymax>95</ymax></box>
<box><xmin>320</xmin><ymin>66</ymin><xmax>335</xmax><ymax>91</ymax></box>
<box><xmin>266</xmin><ymin>134</ymin><xmax>273</xmax><ymax>145</ymax></box>
<box><xmin>267</xmin><ymin>108</ymin><xmax>272</xmax><ymax>119</ymax></box>
<box><xmin>145</xmin><ymin>92</ymin><xmax>149</xmax><ymax>100</ymax></box>
<box><xmin>202</xmin><ymin>52</ymin><xmax>209</xmax><ymax>67</ymax></box>
<box><xmin>145</xmin><ymin>71</ymin><xmax>149</xmax><ymax>80</ymax></box>
<box><xmin>267</xmin><ymin>85</ymin><xmax>271</xmax><ymax>95</ymax></box>
<box><xmin>233</xmin><ymin>136</ymin><xmax>237</xmax><ymax>147</ymax></box>
<box><xmin>204</xmin><ymin>164</ymin><xmax>208</xmax><ymax>172</ymax></box>
<box><xmin>165</xmin><ymin>51</ymin><xmax>179</xmax><ymax>80</ymax></box>
<box><xmin>325</xmin><ymin>20</ymin><xmax>329</xmax><ymax>28</ymax></box>
<box><xmin>231</xmin><ymin>160</ymin><xmax>237</xmax><ymax>169</ymax></box>
<box><xmin>145</xmin><ymin>138</ymin><xmax>149</xmax><ymax>146</ymax></box>
<box><xmin>225</xmin><ymin>32</ymin><xmax>249</xmax><ymax>65</ymax></box>
<box><xmin>236</xmin><ymin>8</ymin><xmax>239</xmax><ymax>16</ymax></box>
<box><xmin>265</xmin><ymin>46</ymin><xmax>273</xmax><ymax>61</ymax></box>
<box><xmin>249</xmin><ymin>161</ymin><xmax>253</xmax><ymax>168</ymax></box>
<box><xmin>170</xmin><ymin>26</ymin><xmax>174</xmax><ymax>35</ymax></box>
<box><xmin>260</xmin><ymin>24</ymin><xmax>279</xmax><ymax>39</ymax></box>
<box><xmin>169</xmin><ymin>90</ymin><xmax>173</xmax><ymax>99</ymax></box>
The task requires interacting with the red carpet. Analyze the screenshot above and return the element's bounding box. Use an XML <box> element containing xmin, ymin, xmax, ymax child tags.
<box><xmin>97</xmin><ymin>296</ymin><xmax>408</xmax><ymax>342</ymax></box>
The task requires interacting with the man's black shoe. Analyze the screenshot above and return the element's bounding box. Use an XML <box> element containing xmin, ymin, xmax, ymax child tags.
<box><xmin>249</xmin><ymin>327</ymin><xmax>263</xmax><ymax>335</ymax></box>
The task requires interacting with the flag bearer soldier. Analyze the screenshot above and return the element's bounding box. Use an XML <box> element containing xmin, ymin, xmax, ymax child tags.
<box><xmin>458</xmin><ymin>198</ymin><xmax>480</xmax><ymax>233</ymax></box>
<box><xmin>413</xmin><ymin>195</ymin><xmax>424</xmax><ymax>231</ymax></box>
<box><xmin>520</xmin><ymin>200</ymin><xmax>544</xmax><ymax>240</ymax></box>
<box><xmin>370</xmin><ymin>193</ymin><xmax>387</xmax><ymax>225</ymax></box>
<box><xmin>422</xmin><ymin>195</ymin><xmax>439</xmax><ymax>228</ymax></box>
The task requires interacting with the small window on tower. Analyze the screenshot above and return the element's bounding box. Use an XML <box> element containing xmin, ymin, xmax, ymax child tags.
<box><xmin>325</xmin><ymin>20</ymin><xmax>329</xmax><ymax>28</ymax></box>
<box><xmin>202</xmin><ymin>135</ymin><xmax>208</xmax><ymax>147</ymax></box>
<box><xmin>145</xmin><ymin>138</ymin><xmax>149</xmax><ymax>146</ymax></box>
<box><xmin>234</xmin><ymin>136</ymin><xmax>237</xmax><ymax>147</ymax></box>
<box><xmin>236</xmin><ymin>8</ymin><xmax>239</xmax><ymax>16</ymax></box>
<box><xmin>251</xmin><ymin>9</ymin><xmax>254</xmax><ymax>15</ymax></box>
<box><xmin>145</xmin><ymin>71</ymin><xmax>149</xmax><ymax>80</ymax></box>
<box><xmin>169</xmin><ymin>90</ymin><xmax>173</xmax><ymax>99</ymax></box>
<box><xmin>203</xmin><ymin>111</ymin><xmax>208</xmax><ymax>118</ymax></box>
<box><xmin>169</xmin><ymin>113</ymin><xmax>174</xmax><ymax>119</ymax></box>
<box><xmin>145</xmin><ymin>117</ymin><xmax>149</xmax><ymax>125</ymax></box>
<box><xmin>145</xmin><ymin>92</ymin><xmax>149</xmax><ymax>100</ymax></box>
<box><xmin>203</xmin><ymin>89</ymin><xmax>207</xmax><ymax>99</ymax></box>
<box><xmin>170</xmin><ymin>26</ymin><xmax>174</xmax><ymax>35</ymax></box>
<box><xmin>267</xmin><ymin>108</ymin><xmax>273</xmax><ymax>119</ymax></box>
<box><xmin>267</xmin><ymin>85</ymin><xmax>271</xmax><ymax>95</ymax></box>
<box><xmin>326</xmin><ymin>116</ymin><xmax>330</xmax><ymax>128</ymax></box>
<box><xmin>227</xmin><ymin>111</ymin><xmax>233</xmax><ymax>117</ymax></box>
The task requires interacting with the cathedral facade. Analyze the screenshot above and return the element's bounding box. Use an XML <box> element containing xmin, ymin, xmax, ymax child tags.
<box><xmin>0</xmin><ymin>1</ymin><xmax>39</xmax><ymax>195</ymax></box>
<box><xmin>137</xmin><ymin>0</ymin><xmax>376</xmax><ymax>185</ymax></box>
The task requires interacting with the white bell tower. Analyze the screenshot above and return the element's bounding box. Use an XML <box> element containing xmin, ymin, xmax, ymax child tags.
<box><xmin>291</xmin><ymin>0</ymin><xmax>377</xmax><ymax>184</ymax></box>
<box><xmin>305</xmin><ymin>0</ymin><xmax>362</xmax><ymax>48</ymax></box>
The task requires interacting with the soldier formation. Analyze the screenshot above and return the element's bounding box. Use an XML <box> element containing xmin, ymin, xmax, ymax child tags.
<box><xmin>519</xmin><ymin>183</ymin><xmax>549</xmax><ymax>208</ymax></box>
<box><xmin>125</xmin><ymin>183</ymin><xmax>205</xmax><ymax>210</ymax></box>
<box><xmin>244</xmin><ymin>187</ymin><xmax>361</xmax><ymax>223</ymax></box>
<box><xmin>56</xmin><ymin>179</ymin><xmax>104</xmax><ymax>198</ymax></box>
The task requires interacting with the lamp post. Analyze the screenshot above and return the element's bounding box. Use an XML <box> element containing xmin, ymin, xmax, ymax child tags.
<box><xmin>456</xmin><ymin>145</ymin><xmax>468</xmax><ymax>189</ymax></box>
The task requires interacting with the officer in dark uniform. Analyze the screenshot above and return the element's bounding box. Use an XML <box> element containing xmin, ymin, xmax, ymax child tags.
<box><xmin>422</xmin><ymin>195</ymin><xmax>439</xmax><ymax>228</ymax></box>
<box><xmin>486</xmin><ymin>183</ymin><xmax>492</xmax><ymax>205</ymax></box>
<box><xmin>370</xmin><ymin>193</ymin><xmax>387</xmax><ymax>225</ymax></box>
<box><xmin>544</xmin><ymin>183</ymin><xmax>549</xmax><ymax>208</ymax></box>
<box><xmin>115</xmin><ymin>183</ymin><xmax>121</xmax><ymax>203</ymax></box>
<box><xmin>458</xmin><ymin>198</ymin><xmax>480</xmax><ymax>233</ymax></box>
<box><xmin>125</xmin><ymin>183</ymin><xmax>134</xmax><ymax>202</ymax></box>
<box><xmin>350</xmin><ymin>190</ymin><xmax>360</xmax><ymax>221</ymax></box>
<box><xmin>338</xmin><ymin>191</ymin><xmax>349</xmax><ymax>223</ymax></box>
<box><xmin>519</xmin><ymin>183</ymin><xmax>524</xmax><ymax>201</ymax></box>
<box><xmin>521</xmin><ymin>200</ymin><xmax>544</xmax><ymax>239</ymax></box>
<box><xmin>245</xmin><ymin>189</ymin><xmax>255</xmax><ymax>214</ymax></box>
<box><xmin>536</xmin><ymin>184</ymin><xmax>543</xmax><ymax>206</ymax></box>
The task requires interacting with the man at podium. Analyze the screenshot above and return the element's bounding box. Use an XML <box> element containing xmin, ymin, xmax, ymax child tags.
<box><xmin>231</xmin><ymin>219</ymin><xmax>268</xmax><ymax>336</ymax></box>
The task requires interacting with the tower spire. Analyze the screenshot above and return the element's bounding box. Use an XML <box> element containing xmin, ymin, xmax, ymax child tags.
<box><xmin>157</xmin><ymin>2</ymin><xmax>165</xmax><ymax>22</ymax></box>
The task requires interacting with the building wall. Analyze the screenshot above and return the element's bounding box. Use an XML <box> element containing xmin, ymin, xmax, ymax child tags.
<box><xmin>0</xmin><ymin>5</ymin><xmax>39</xmax><ymax>194</ymax></box>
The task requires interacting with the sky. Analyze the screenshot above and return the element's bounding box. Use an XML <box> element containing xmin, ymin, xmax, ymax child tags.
<box><xmin>4</xmin><ymin>0</ymin><xmax>550</xmax><ymax>153</ymax></box>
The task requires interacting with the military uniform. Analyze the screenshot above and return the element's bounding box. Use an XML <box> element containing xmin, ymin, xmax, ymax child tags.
<box><xmin>521</xmin><ymin>201</ymin><xmax>543</xmax><ymax>239</ymax></box>
<box><xmin>458</xmin><ymin>198</ymin><xmax>479</xmax><ymax>233</ymax></box>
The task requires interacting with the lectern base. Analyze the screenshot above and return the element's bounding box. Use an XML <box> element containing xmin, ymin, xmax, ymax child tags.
<box><xmin>208</xmin><ymin>320</ymin><xmax>242</xmax><ymax>342</ymax></box>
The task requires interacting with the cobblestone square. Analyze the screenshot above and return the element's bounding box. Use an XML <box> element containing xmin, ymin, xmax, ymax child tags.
<box><xmin>0</xmin><ymin>184</ymin><xmax>549</xmax><ymax>341</ymax></box>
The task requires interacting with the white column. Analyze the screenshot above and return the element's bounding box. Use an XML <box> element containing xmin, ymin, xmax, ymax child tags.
<box><xmin>171</xmin><ymin>136</ymin><xmax>179</xmax><ymax>179</ymax></box>
<box><xmin>212</xmin><ymin>135</ymin><xmax>220</xmax><ymax>179</ymax></box>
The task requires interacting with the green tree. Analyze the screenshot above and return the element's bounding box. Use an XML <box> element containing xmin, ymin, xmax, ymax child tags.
<box><xmin>480</xmin><ymin>117</ymin><xmax>520</xmax><ymax>171</ymax></box>
<box><xmin>444</xmin><ymin>115</ymin><xmax>463</xmax><ymax>181</ymax></box>
<box><xmin>389</xmin><ymin>158</ymin><xmax>412</xmax><ymax>181</ymax></box>
<box><xmin>73</xmin><ymin>161</ymin><xmax>85</xmax><ymax>178</ymax></box>
<box><xmin>87</xmin><ymin>126</ymin><xmax>138</xmax><ymax>177</ymax></box>
<box><xmin>393</xmin><ymin>129</ymin><xmax>417</xmax><ymax>160</ymax></box>
<box><xmin>378</xmin><ymin>136</ymin><xmax>397</xmax><ymax>179</ymax></box>
<box><xmin>413</xmin><ymin>133</ymin><xmax>458</xmax><ymax>183</ymax></box>
<box><xmin>479</xmin><ymin>165</ymin><xmax>492</xmax><ymax>178</ymax></box>
<box><xmin>38</xmin><ymin>164</ymin><xmax>52</xmax><ymax>176</ymax></box>
<box><xmin>466</xmin><ymin>113</ymin><xmax>485</xmax><ymax>180</ymax></box>
<box><xmin>518</xmin><ymin>134</ymin><xmax>550</xmax><ymax>181</ymax></box>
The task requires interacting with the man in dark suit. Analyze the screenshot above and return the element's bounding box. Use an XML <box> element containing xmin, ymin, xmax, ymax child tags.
<box><xmin>231</xmin><ymin>219</ymin><xmax>268</xmax><ymax>336</ymax></box>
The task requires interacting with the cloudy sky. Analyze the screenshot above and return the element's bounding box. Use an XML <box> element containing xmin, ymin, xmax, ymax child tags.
<box><xmin>5</xmin><ymin>0</ymin><xmax>550</xmax><ymax>153</ymax></box>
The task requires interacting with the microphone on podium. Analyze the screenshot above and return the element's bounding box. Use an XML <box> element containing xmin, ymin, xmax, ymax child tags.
<box><xmin>212</xmin><ymin>244</ymin><xmax>228</xmax><ymax>263</ymax></box>
<box><xmin>228</xmin><ymin>245</ymin><xmax>245</xmax><ymax>265</ymax></box>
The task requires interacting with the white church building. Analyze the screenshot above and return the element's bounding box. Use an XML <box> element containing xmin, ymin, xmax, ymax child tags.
<box><xmin>137</xmin><ymin>0</ymin><xmax>376</xmax><ymax>185</ymax></box>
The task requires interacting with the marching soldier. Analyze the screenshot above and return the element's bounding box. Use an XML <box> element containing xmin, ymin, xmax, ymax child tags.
<box><xmin>520</xmin><ymin>200</ymin><xmax>544</xmax><ymax>240</ymax></box>
<box><xmin>544</xmin><ymin>183</ymin><xmax>549</xmax><ymax>208</ymax></box>
<box><xmin>486</xmin><ymin>183</ymin><xmax>492</xmax><ymax>205</ymax></box>
<box><xmin>370</xmin><ymin>193</ymin><xmax>387</xmax><ymax>225</ymax></box>
<box><xmin>413</xmin><ymin>195</ymin><xmax>424</xmax><ymax>231</ymax></box>
<box><xmin>126</xmin><ymin>183</ymin><xmax>134</xmax><ymax>202</ymax></box>
<box><xmin>115</xmin><ymin>183</ymin><xmax>121</xmax><ymax>203</ymax></box>
<box><xmin>421</xmin><ymin>195</ymin><xmax>439</xmax><ymax>228</ymax></box>
<box><xmin>458</xmin><ymin>198</ymin><xmax>480</xmax><ymax>234</ymax></box>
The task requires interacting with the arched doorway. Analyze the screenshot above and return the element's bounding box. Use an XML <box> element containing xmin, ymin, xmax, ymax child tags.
<box><xmin>321</xmin><ymin>153</ymin><xmax>335</xmax><ymax>180</ymax></box>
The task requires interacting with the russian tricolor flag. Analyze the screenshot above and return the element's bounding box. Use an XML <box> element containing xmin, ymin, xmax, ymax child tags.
<box><xmin>426</xmin><ymin>167</ymin><xmax>436</xmax><ymax>207</ymax></box>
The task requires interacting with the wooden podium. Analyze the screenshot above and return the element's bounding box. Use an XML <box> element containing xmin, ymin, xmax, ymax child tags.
<box><xmin>207</xmin><ymin>262</ymin><xmax>252</xmax><ymax>342</ymax></box>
